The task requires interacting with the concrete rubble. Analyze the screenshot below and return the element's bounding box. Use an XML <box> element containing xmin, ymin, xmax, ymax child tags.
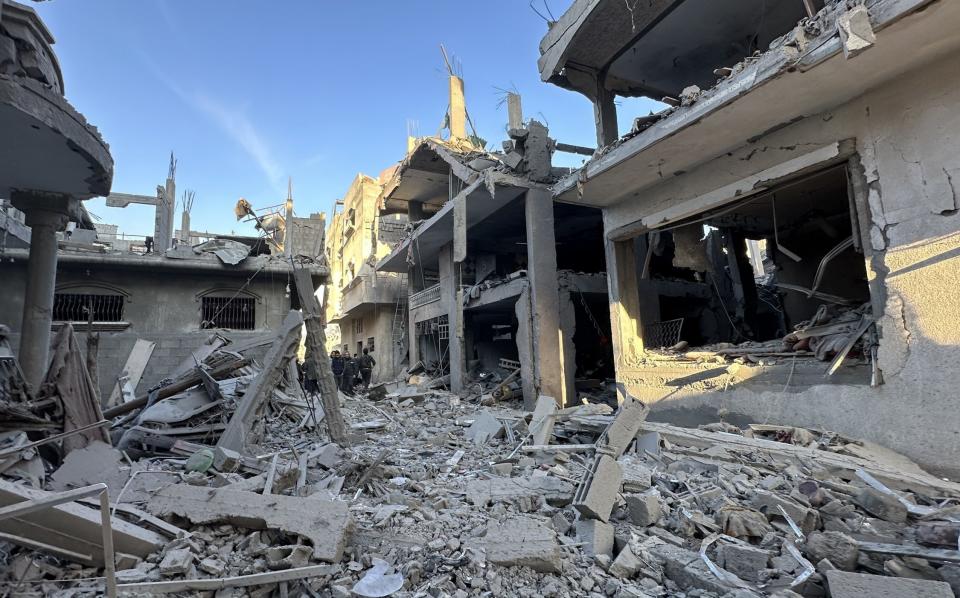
<box><xmin>1</xmin><ymin>0</ymin><xmax>959</xmax><ymax>596</ymax></box>
<box><xmin>3</xmin><ymin>342</ymin><xmax>960</xmax><ymax>596</ymax></box>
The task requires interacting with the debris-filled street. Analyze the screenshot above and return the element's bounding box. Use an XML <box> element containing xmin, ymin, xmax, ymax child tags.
<box><xmin>3</xmin><ymin>0</ymin><xmax>960</xmax><ymax>596</ymax></box>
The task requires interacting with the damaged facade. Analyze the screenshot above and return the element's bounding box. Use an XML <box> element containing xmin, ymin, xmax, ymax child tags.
<box><xmin>325</xmin><ymin>173</ymin><xmax>408</xmax><ymax>382</ymax></box>
<box><xmin>540</xmin><ymin>0</ymin><xmax>960</xmax><ymax>477</ymax></box>
<box><xmin>375</xmin><ymin>80</ymin><xmax>613</xmax><ymax>409</ymax></box>
<box><xmin>3</xmin><ymin>1</ymin><xmax>960</xmax><ymax>597</ymax></box>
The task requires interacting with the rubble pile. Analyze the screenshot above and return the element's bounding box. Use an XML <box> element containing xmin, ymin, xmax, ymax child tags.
<box><xmin>2</xmin><ymin>318</ymin><xmax>960</xmax><ymax>598</ymax></box>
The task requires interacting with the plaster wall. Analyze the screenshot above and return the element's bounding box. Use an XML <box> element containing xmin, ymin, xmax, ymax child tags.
<box><xmin>0</xmin><ymin>259</ymin><xmax>290</xmax><ymax>399</ymax></box>
<box><xmin>336</xmin><ymin>306</ymin><xmax>403</xmax><ymax>382</ymax></box>
<box><xmin>602</xmin><ymin>52</ymin><xmax>960</xmax><ymax>476</ymax></box>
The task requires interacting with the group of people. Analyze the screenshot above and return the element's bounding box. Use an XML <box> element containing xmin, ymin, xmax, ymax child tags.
<box><xmin>330</xmin><ymin>348</ymin><xmax>375</xmax><ymax>395</ymax></box>
<box><xmin>300</xmin><ymin>348</ymin><xmax>376</xmax><ymax>396</ymax></box>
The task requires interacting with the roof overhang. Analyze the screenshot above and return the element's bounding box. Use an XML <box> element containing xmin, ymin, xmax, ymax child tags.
<box><xmin>539</xmin><ymin>0</ymin><xmax>809</xmax><ymax>100</ymax></box>
<box><xmin>553</xmin><ymin>0</ymin><xmax>955</xmax><ymax>209</ymax></box>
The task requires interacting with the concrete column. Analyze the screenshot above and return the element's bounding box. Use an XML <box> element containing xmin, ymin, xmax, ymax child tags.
<box><xmin>524</xmin><ymin>189</ymin><xmax>565</xmax><ymax>407</ymax></box>
<box><xmin>604</xmin><ymin>235</ymin><xmax>645</xmax><ymax>403</ymax></box>
<box><xmin>559</xmin><ymin>288</ymin><xmax>578</xmax><ymax>407</ymax></box>
<box><xmin>593</xmin><ymin>77</ymin><xmax>619</xmax><ymax>148</ymax></box>
<box><xmin>449</xmin><ymin>75</ymin><xmax>466</xmax><ymax>141</ymax></box>
<box><xmin>439</xmin><ymin>243</ymin><xmax>465</xmax><ymax>391</ymax></box>
<box><xmin>16</xmin><ymin>201</ymin><xmax>71</xmax><ymax>389</ymax></box>
<box><xmin>507</xmin><ymin>93</ymin><xmax>523</xmax><ymax>130</ymax></box>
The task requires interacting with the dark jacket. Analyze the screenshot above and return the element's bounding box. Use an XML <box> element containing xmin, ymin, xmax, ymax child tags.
<box><xmin>331</xmin><ymin>355</ymin><xmax>344</xmax><ymax>375</ymax></box>
<box><xmin>359</xmin><ymin>354</ymin><xmax>376</xmax><ymax>371</ymax></box>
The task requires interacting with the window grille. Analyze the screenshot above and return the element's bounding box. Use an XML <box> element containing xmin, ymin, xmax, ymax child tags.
<box><xmin>201</xmin><ymin>296</ymin><xmax>255</xmax><ymax>330</ymax></box>
<box><xmin>53</xmin><ymin>293</ymin><xmax>124</xmax><ymax>322</ymax></box>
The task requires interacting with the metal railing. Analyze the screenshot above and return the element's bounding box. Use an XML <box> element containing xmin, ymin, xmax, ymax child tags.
<box><xmin>0</xmin><ymin>483</ymin><xmax>117</xmax><ymax>596</ymax></box>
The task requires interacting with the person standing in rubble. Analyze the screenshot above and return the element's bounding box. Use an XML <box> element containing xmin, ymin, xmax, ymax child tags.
<box><xmin>340</xmin><ymin>353</ymin><xmax>357</xmax><ymax>395</ymax></box>
<box><xmin>330</xmin><ymin>350</ymin><xmax>345</xmax><ymax>391</ymax></box>
<box><xmin>358</xmin><ymin>348</ymin><xmax>376</xmax><ymax>390</ymax></box>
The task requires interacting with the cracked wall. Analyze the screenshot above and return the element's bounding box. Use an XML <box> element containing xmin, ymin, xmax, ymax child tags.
<box><xmin>603</xmin><ymin>51</ymin><xmax>960</xmax><ymax>476</ymax></box>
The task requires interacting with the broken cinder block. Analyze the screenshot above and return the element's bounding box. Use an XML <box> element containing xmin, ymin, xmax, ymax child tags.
<box><xmin>576</xmin><ymin>519</ymin><xmax>614</xmax><ymax>558</ymax></box>
<box><xmin>625</xmin><ymin>489</ymin><xmax>661</xmax><ymax>527</ymax></box>
<box><xmin>573</xmin><ymin>454</ymin><xmax>623</xmax><ymax>522</ymax></box>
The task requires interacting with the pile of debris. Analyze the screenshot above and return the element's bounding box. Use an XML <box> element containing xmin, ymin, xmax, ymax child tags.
<box><xmin>1</xmin><ymin>312</ymin><xmax>959</xmax><ymax>596</ymax></box>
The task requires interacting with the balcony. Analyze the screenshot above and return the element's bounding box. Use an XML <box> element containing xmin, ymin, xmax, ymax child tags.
<box><xmin>338</xmin><ymin>272</ymin><xmax>406</xmax><ymax>316</ymax></box>
<box><xmin>409</xmin><ymin>283</ymin><xmax>441</xmax><ymax>309</ymax></box>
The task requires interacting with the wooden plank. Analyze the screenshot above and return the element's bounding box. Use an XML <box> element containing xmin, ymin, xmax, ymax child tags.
<box><xmin>107</xmin><ymin>339</ymin><xmax>156</xmax><ymax>408</ymax></box>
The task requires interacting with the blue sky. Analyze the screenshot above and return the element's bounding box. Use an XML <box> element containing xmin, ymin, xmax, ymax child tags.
<box><xmin>35</xmin><ymin>1</ymin><xmax>661</xmax><ymax>237</ymax></box>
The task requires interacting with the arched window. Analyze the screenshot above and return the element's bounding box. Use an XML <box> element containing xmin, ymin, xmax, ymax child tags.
<box><xmin>53</xmin><ymin>283</ymin><xmax>128</xmax><ymax>323</ymax></box>
<box><xmin>197</xmin><ymin>288</ymin><xmax>261</xmax><ymax>330</ymax></box>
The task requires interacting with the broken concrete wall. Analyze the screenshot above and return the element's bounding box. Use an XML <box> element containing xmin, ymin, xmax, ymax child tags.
<box><xmin>602</xmin><ymin>51</ymin><xmax>960</xmax><ymax>476</ymax></box>
<box><xmin>0</xmin><ymin>260</ymin><xmax>290</xmax><ymax>399</ymax></box>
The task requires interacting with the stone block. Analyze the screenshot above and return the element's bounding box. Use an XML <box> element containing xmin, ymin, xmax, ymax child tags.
<box><xmin>465</xmin><ymin>410</ymin><xmax>503</xmax><ymax>446</ymax></box>
<box><xmin>825</xmin><ymin>570</ymin><xmax>953</xmax><ymax>598</ymax></box>
<box><xmin>576</xmin><ymin>519</ymin><xmax>614</xmax><ymax>558</ymax></box>
<box><xmin>484</xmin><ymin>516</ymin><xmax>561</xmax><ymax>573</ymax></box>
<box><xmin>159</xmin><ymin>548</ymin><xmax>193</xmax><ymax>576</ymax></box>
<box><xmin>625</xmin><ymin>490</ymin><xmax>661</xmax><ymax>527</ymax></box>
<box><xmin>573</xmin><ymin>454</ymin><xmax>623</xmax><ymax>522</ymax></box>
<box><xmin>717</xmin><ymin>543</ymin><xmax>770</xmax><ymax>583</ymax></box>
<box><xmin>803</xmin><ymin>531</ymin><xmax>859</xmax><ymax>571</ymax></box>
<box><xmin>609</xmin><ymin>544</ymin><xmax>643</xmax><ymax>579</ymax></box>
<box><xmin>465</xmin><ymin>476</ymin><xmax>574</xmax><ymax>508</ymax></box>
<box><xmin>852</xmin><ymin>488</ymin><xmax>908</xmax><ymax>523</ymax></box>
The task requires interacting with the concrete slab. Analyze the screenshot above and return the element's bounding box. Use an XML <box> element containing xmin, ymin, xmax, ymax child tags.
<box><xmin>484</xmin><ymin>516</ymin><xmax>562</xmax><ymax>573</ymax></box>
<box><xmin>825</xmin><ymin>570</ymin><xmax>954</xmax><ymax>598</ymax></box>
<box><xmin>146</xmin><ymin>483</ymin><xmax>351</xmax><ymax>562</ymax></box>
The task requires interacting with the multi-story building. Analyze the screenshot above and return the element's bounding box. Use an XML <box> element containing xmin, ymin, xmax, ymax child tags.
<box><xmin>325</xmin><ymin>174</ymin><xmax>408</xmax><ymax>382</ymax></box>
<box><xmin>539</xmin><ymin>0</ymin><xmax>960</xmax><ymax>475</ymax></box>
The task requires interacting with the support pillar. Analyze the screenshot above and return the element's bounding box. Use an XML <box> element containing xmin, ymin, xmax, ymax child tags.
<box><xmin>439</xmin><ymin>243</ymin><xmax>465</xmax><ymax>392</ymax></box>
<box><xmin>604</xmin><ymin>234</ymin><xmax>645</xmax><ymax>403</ymax></box>
<box><xmin>12</xmin><ymin>192</ymin><xmax>74</xmax><ymax>390</ymax></box>
<box><xmin>524</xmin><ymin>189</ymin><xmax>565</xmax><ymax>408</ymax></box>
<box><xmin>593</xmin><ymin>75</ymin><xmax>619</xmax><ymax>148</ymax></box>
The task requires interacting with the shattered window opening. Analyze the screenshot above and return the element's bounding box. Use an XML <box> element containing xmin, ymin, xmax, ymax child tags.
<box><xmin>201</xmin><ymin>296</ymin><xmax>255</xmax><ymax>330</ymax></box>
<box><xmin>52</xmin><ymin>293</ymin><xmax>125</xmax><ymax>322</ymax></box>
<box><xmin>634</xmin><ymin>163</ymin><xmax>876</xmax><ymax>377</ymax></box>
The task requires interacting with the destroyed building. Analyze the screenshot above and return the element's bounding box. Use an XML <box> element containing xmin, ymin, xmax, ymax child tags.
<box><xmin>538</xmin><ymin>0</ymin><xmax>960</xmax><ymax>477</ymax></box>
<box><xmin>0</xmin><ymin>155</ymin><xmax>328</xmax><ymax>405</ymax></box>
<box><xmin>4</xmin><ymin>2</ymin><xmax>960</xmax><ymax>597</ymax></box>
<box><xmin>375</xmin><ymin>77</ymin><xmax>613</xmax><ymax>408</ymax></box>
<box><xmin>325</xmin><ymin>173</ymin><xmax>408</xmax><ymax>382</ymax></box>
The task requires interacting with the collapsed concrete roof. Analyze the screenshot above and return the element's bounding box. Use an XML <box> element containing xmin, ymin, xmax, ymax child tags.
<box><xmin>538</xmin><ymin>0</ymin><xmax>811</xmax><ymax>100</ymax></box>
<box><xmin>0</xmin><ymin>0</ymin><xmax>113</xmax><ymax>201</ymax></box>
<box><xmin>552</xmin><ymin>0</ymin><xmax>957</xmax><ymax>212</ymax></box>
<box><xmin>377</xmin><ymin>137</ymin><xmax>496</xmax><ymax>216</ymax></box>
<box><xmin>377</xmin><ymin>169</ymin><xmax>537</xmax><ymax>273</ymax></box>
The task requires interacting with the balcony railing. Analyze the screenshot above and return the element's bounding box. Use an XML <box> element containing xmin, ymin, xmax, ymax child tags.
<box><xmin>409</xmin><ymin>283</ymin><xmax>441</xmax><ymax>309</ymax></box>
